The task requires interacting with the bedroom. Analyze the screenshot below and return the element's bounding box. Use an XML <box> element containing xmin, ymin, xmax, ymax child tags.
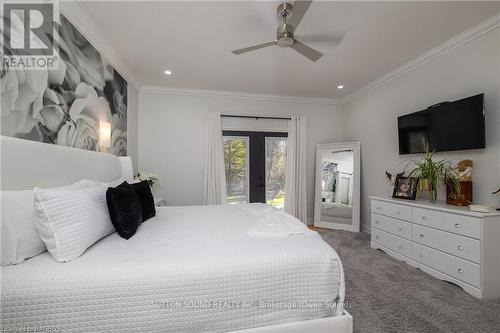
<box><xmin>1</xmin><ymin>1</ymin><xmax>500</xmax><ymax>332</ymax></box>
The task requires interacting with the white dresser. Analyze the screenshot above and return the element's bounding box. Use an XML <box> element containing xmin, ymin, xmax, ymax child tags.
<box><xmin>370</xmin><ymin>196</ymin><xmax>500</xmax><ymax>299</ymax></box>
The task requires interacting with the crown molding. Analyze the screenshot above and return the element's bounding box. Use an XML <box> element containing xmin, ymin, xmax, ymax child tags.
<box><xmin>57</xmin><ymin>3</ymin><xmax>499</xmax><ymax>106</ymax></box>
<box><xmin>341</xmin><ymin>13</ymin><xmax>500</xmax><ymax>105</ymax></box>
<box><xmin>59</xmin><ymin>0</ymin><xmax>142</xmax><ymax>90</ymax></box>
<box><xmin>140</xmin><ymin>86</ymin><xmax>341</xmax><ymax>105</ymax></box>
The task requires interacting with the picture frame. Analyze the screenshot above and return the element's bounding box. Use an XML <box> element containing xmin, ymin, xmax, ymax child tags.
<box><xmin>392</xmin><ymin>175</ymin><xmax>419</xmax><ymax>200</ymax></box>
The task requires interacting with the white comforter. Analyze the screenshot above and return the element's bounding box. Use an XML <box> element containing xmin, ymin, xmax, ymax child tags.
<box><xmin>1</xmin><ymin>204</ymin><xmax>345</xmax><ymax>333</ymax></box>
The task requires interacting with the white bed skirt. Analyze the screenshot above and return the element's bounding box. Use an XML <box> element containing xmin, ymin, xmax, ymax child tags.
<box><xmin>234</xmin><ymin>311</ymin><xmax>353</xmax><ymax>333</ymax></box>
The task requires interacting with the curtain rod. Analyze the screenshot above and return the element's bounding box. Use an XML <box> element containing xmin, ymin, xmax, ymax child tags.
<box><xmin>221</xmin><ymin>114</ymin><xmax>291</xmax><ymax>120</ymax></box>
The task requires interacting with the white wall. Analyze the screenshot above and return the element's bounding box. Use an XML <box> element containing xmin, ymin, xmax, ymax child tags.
<box><xmin>127</xmin><ymin>85</ymin><xmax>139</xmax><ymax>173</ymax></box>
<box><xmin>343</xmin><ymin>27</ymin><xmax>500</xmax><ymax>232</ymax></box>
<box><xmin>138</xmin><ymin>92</ymin><xmax>344</xmax><ymax>223</ymax></box>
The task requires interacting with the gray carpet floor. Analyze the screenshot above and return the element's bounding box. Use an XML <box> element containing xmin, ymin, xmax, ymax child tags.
<box><xmin>317</xmin><ymin>229</ymin><xmax>500</xmax><ymax>333</ymax></box>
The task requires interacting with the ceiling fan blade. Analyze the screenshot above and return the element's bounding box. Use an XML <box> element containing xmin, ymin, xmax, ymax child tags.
<box><xmin>291</xmin><ymin>40</ymin><xmax>323</xmax><ymax>61</ymax></box>
<box><xmin>295</xmin><ymin>33</ymin><xmax>344</xmax><ymax>46</ymax></box>
<box><xmin>232</xmin><ymin>41</ymin><xmax>277</xmax><ymax>55</ymax></box>
<box><xmin>288</xmin><ymin>1</ymin><xmax>312</xmax><ymax>31</ymax></box>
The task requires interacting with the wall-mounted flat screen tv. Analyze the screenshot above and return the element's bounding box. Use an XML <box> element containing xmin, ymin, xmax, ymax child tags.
<box><xmin>398</xmin><ymin>94</ymin><xmax>485</xmax><ymax>155</ymax></box>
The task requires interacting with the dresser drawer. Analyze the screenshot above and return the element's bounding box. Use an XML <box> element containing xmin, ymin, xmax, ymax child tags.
<box><xmin>372</xmin><ymin>213</ymin><xmax>411</xmax><ymax>240</ymax></box>
<box><xmin>371</xmin><ymin>200</ymin><xmax>412</xmax><ymax>221</ymax></box>
<box><xmin>413</xmin><ymin>243</ymin><xmax>481</xmax><ymax>287</ymax></box>
<box><xmin>412</xmin><ymin>207</ymin><xmax>481</xmax><ymax>239</ymax></box>
<box><xmin>372</xmin><ymin>228</ymin><xmax>411</xmax><ymax>258</ymax></box>
<box><xmin>412</xmin><ymin>224</ymin><xmax>480</xmax><ymax>263</ymax></box>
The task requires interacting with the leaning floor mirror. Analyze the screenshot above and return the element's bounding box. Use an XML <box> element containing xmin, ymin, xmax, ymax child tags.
<box><xmin>314</xmin><ymin>142</ymin><xmax>361</xmax><ymax>232</ymax></box>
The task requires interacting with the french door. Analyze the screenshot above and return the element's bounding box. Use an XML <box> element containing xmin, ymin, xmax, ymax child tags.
<box><xmin>223</xmin><ymin>131</ymin><xmax>287</xmax><ymax>207</ymax></box>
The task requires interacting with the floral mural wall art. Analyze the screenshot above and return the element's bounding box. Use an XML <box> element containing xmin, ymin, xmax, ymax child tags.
<box><xmin>1</xmin><ymin>14</ymin><xmax>128</xmax><ymax>156</ymax></box>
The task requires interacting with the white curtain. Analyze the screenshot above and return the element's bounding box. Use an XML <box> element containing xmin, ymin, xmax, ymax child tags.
<box><xmin>284</xmin><ymin>116</ymin><xmax>307</xmax><ymax>223</ymax></box>
<box><xmin>203</xmin><ymin>112</ymin><xmax>227</xmax><ymax>205</ymax></box>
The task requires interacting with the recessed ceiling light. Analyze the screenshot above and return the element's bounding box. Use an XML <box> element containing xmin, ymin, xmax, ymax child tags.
<box><xmin>337</xmin><ymin>85</ymin><xmax>344</xmax><ymax>90</ymax></box>
<box><xmin>164</xmin><ymin>70</ymin><xmax>173</xmax><ymax>76</ymax></box>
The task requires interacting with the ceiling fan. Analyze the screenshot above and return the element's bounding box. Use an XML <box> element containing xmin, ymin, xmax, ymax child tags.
<box><xmin>232</xmin><ymin>1</ymin><xmax>323</xmax><ymax>62</ymax></box>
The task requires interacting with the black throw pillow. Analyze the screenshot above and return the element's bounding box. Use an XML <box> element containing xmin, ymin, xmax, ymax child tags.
<box><xmin>106</xmin><ymin>182</ymin><xmax>143</xmax><ymax>239</ymax></box>
<box><xmin>130</xmin><ymin>180</ymin><xmax>156</xmax><ymax>222</ymax></box>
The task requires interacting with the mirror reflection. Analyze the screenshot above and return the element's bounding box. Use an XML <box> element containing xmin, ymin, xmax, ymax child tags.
<box><xmin>320</xmin><ymin>149</ymin><xmax>354</xmax><ymax>225</ymax></box>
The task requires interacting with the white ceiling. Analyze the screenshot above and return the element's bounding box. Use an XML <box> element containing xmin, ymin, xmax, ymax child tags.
<box><xmin>75</xmin><ymin>1</ymin><xmax>500</xmax><ymax>99</ymax></box>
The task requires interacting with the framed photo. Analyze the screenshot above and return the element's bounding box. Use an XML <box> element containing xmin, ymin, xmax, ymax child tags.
<box><xmin>392</xmin><ymin>176</ymin><xmax>418</xmax><ymax>200</ymax></box>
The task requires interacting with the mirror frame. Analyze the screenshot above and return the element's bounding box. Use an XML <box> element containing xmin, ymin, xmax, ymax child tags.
<box><xmin>313</xmin><ymin>142</ymin><xmax>361</xmax><ymax>232</ymax></box>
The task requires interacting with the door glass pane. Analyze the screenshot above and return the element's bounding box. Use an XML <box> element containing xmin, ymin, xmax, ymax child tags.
<box><xmin>223</xmin><ymin>136</ymin><xmax>249</xmax><ymax>204</ymax></box>
<box><xmin>265</xmin><ymin>137</ymin><xmax>287</xmax><ymax>209</ymax></box>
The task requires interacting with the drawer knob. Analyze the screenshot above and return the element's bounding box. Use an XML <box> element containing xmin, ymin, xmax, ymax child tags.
<box><xmin>421</xmin><ymin>216</ymin><xmax>427</xmax><ymax>221</ymax></box>
<box><xmin>458</xmin><ymin>245</ymin><xmax>464</xmax><ymax>251</ymax></box>
<box><xmin>376</xmin><ymin>207</ymin><xmax>381</xmax><ymax>210</ymax></box>
<box><xmin>375</xmin><ymin>220</ymin><xmax>379</xmax><ymax>224</ymax></box>
<box><xmin>398</xmin><ymin>227</ymin><xmax>403</xmax><ymax>231</ymax></box>
<box><xmin>455</xmin><ymin>223</ymin><xmax>461</xmax><ymax>228</ymax></box>
<box><xmin>419</xmin><ymin>253</ymin><xmax>424</xmax><ymax>258</ymax></box>
<box><xmin>457</xmin><ymin>268</ymin><xmax>463</xmax><ymax>274</ymax></box>
<box><xmin>398</xmin><ymin>245</ymin><xmax>403</xmax><ymax>249</ymax></box>
<box><xmin>419</xmin><ymin>234</ymin><xmax>424</xmax><ymax>239</ymax></box>
<box><xmin>396</xmin><ymin>211</ymin><xmax>401</xmax><ymax>215</ymax></box>
<box><xmin>375</xmin><ymin>235</ymin><xmax>379</xmax><ymax>239</ymax></box>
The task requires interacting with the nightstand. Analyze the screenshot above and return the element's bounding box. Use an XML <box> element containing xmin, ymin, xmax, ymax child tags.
<box><xmin>154</xmin><ymin>197</ymin><xmax>167</xmax><ymax>206</ymax></box>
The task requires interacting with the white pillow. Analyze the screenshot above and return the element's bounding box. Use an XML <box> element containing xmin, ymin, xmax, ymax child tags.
<box><xmin>1</xmin><ymin>180</ymin><xmax>97</xmax><ymax>265</ymax></box>
<box><xmin>34</xmin><ymin>184</ymin><xmax>115</xmax><ymax>262</ymax></box>
<box><xmin>1</xmin><ymin>190</ymin><xmax>46</xmax><ymax>265</ymax></box>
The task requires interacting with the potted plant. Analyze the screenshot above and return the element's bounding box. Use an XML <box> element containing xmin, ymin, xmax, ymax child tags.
<box><xmin>404</xmin><ymin>148</ymin><xmax>460</xmax><ymax>203</ymax></box>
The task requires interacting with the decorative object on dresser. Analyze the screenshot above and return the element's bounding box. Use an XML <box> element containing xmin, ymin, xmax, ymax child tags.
<box><xmin>492</xmin><ymin>187</ymin><xmax>500</xmax><ymax>211</ymax></box>
<box><xmin>392</xmin><ymin>175</ymin><xmax>418</xmax><ymax>200</ymax></box>
<box><xmin>385</xmin><ymin>171</ymin><xmax>404</xmax><ymax>195</ymax></box>
<box><xmin>469</xmin><ymin>205</ymin><xmax>491</xmax><ymax>213</ymax></box>
<box><xmin>404</xmin><ymin>148</ymin><xmax>460</xmax><ymax>203</ymax></box>
<box><xmin>446</xmin><ymin>159</ymin><xmax>473</xmax><ymax>206</ymax></box>
<box><xmin>370</xmin><ymin>196</ymin><xmax>500</xmax><ymax>299</ymax></box>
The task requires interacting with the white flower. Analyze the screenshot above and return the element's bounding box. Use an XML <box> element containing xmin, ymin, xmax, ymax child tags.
<box><xmin>110</xmin><ymin>112</ymin><xmax>127</xmax><ymax>155</ymax></box>
<box><xmin>1</xmin><ymin>69</ymin><xmax>47</xmax><ymax>137</ymax></box>
<box><xmin>57</xmin><ymin>82</ymin><xmax>111</xmax><ymax>151</ymax></box>
<box><xmin>32</xmin><ymin>88</ymin><xmax>66</xmax><ymax>133</ymax></box>
<box><xmin>58</xmin><ymin>16</ymin><xmax>112</xmax><ymax>92</ymax></box>
<box><xmin>62</xmin><ymin>62</ymin><xmax>81</xmax><ymax>91</ymax></box>
<box><xmin>134</xmin><ymin>170</ymin><xmax>158</xmax><ymax>187</ymax></box>
<box><xmin>0</xmin><ymin>8</ymin><xmax>66</xmax><ymax>138</ymax></box>
<box><xmin>111</xmin><ymin>128</ymin><xmax>127</xmax><ymax>156</ymax></box>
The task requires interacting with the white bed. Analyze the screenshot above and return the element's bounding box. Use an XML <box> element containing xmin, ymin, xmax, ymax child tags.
<box><xmin>0</xmin><ymin>137</ymin><xmax>352</xmax><ymax>333</ymax></box>
<box><xmin>1</xmin><ymin>204</ymin><xmax>346</xmax><ymax>332</ymax></box>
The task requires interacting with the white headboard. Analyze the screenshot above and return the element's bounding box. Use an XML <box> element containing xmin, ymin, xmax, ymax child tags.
<box><xmin>1</xmin><ymin>136</ymin><xmax>133</xmax><ymax>190</ymax></box>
